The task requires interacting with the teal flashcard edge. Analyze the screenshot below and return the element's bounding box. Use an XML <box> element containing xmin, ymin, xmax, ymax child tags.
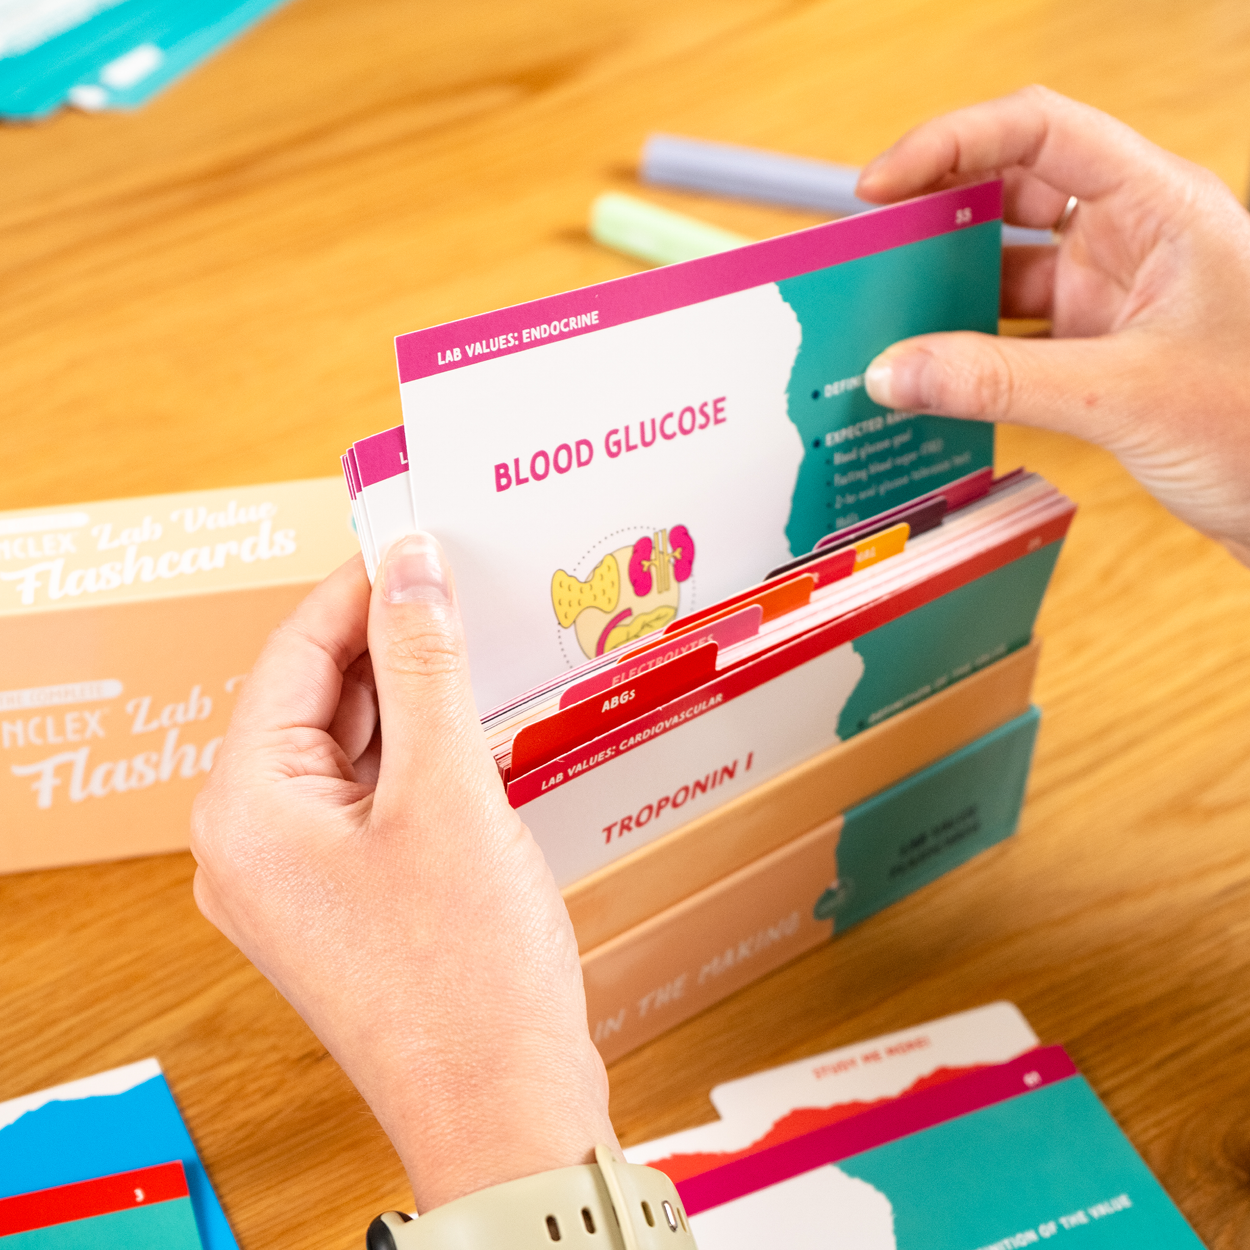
<box><xmin>0</xmin><ymin>0</ymin><xmax>289</xmax><ymax>120</ymax></box>
<box><xmin>838</xmin><ymin>538</ymin><xmax>1063</xmax><ymax>740</ymax></box>
<box><xmin>838</xmin><ymin>1074</ymin><xmax>1205</xmax><ymax>1249</ymax></box>
<box><xmin>778</xmin><ymin>220</ymin><xmax>1000</xmax><ymax>554</ymax></box>
<box><xmin>0</xmin><ymin>1195</ymin><xmax>203</xmax><ymax>1250</ymax></box>
<box><xmin>92</xmin><ymin>0</ymin><xmax>291</xmax><ymax>110</ymax></box>
<box><xmin>818</xmin><ymin>705</ymin><xmax>1040</xmax><ymax>931</ymax></box>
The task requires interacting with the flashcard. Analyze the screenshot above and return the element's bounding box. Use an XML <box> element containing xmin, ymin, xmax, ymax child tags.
<box><xmin>678</xmin><ymin>1049</ymin><xmax>1204</xmax><ymax>1250</ymax></box>
<box><xmin>0</xmin><ymin>1162</ymin><xmax>202</xmax><ymax>1249</ymax></box>
<box><xmin>0</xmin><ymin>0</ymin><xmax>292</xmax><ymax>121</ymax></box>
<box><xmin>352</xmin><ymin>426</ymin><xmax>414</xmax><ymax>576</ymax></box>
<box><xmin>625</xmin><ymin>1003</ymin><xmax>1037</xmax><ymax>1180</ymax></box>
<box><xmin>395</xmin><ymin>183</ymin><xmax>1002</xmax><ymax>710</ymax></box>
<box><xmin>557</xmin><ymin>604</ymin><xmax>762</xmax><ymax>710</ymax></box>
<box><xmin>511</xmin><ymin>641</ymin><xmax>718</xmax><ymax>776</ymax></box>
<box><xmin>710</xmin><ymin>1002</ymin><xmax>1037</xmax><ymax>1140</ymax></box>
<box><xmin>508</xmin><ymin>484</ymin><xmax>1071</xmax><ymax>885</ymax></box>
<box><xmin>0</xmin><ymin>1060</ymin><xmax>236</xmax><ymax>1250</ymax></box>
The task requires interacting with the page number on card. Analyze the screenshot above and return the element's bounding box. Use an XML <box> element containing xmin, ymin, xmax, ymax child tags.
<box><xmin>134</xmin><ymin>1188</ymin><xmax>146</xmax><ymax>1203</ymax></box>
<box><xmin>955</xmin><ymin>207</ymin><xmax>973</xmax><ymax>225</ymax></box>
<box><xmin>1023</xmin><ymin>1070</ymin><xmax>1042</xmax><ymax>1088</ymax></box>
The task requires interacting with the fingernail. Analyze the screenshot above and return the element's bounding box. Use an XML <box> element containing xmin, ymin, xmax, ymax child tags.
<box><xmin>864</xmin><ymin>355</ymin><xmax>898</xmax><ymax>408</ymax></box>
<box><xmin>866</xmin><ymin>348</ymin><xmax>930</xmax><ymax>411</ymax></box>
<box><xmin>383</xmin><ymin>534</ymin><xmax>450</xmax><ymax>604</ymax></box>
<box><xmin>858</xmin><ymin>153</ymin><xmax>883</xmax><ymax>182</ymax></box>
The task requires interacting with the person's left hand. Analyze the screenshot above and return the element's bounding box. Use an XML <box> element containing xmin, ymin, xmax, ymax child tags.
<box><xmin>190</xmin><ymin>535</ymin><xmax>617</xmax><ymax>1212</ymax></box>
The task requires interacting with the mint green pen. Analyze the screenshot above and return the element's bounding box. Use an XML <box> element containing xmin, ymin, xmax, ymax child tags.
<box><xmin>589</xmin><ymin>192</ymin><xmax>750</xmax><ymax>266</ymax></box>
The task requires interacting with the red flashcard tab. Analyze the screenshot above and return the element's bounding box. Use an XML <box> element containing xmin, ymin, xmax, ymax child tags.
<box><xmin>945</xmin><ymin>465</ymin><xmax>995</xmax><ymax>508</ymax></box>
<box><xmin>0</xmin><ymin>1162</ymin><xmax>188</xmax><ymax>1237</ymax></box>
<box><xmin>512</xmin><ymin>642</ymin><xmax>718</xmax><ymax>778</ymax></box>
<box><xmin>560</xmin><ymin>605</ymin><xmax>761</xmax><ymax>710</ymax></box>
<box><xmin>663</xmin><ymin>574</ymin><xmax>814</xmax><ymax>638</ymax></box>
<box><xmin>803</xmin><ymin>545</ymin><xmax>856</xmax><ymax>588</ymax></box>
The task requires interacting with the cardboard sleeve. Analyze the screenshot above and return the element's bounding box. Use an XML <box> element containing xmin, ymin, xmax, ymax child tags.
<box><xmin>0</xmin><ymin>478</ymin><xmax>359</xmax><ymax>873</ymax></box>
<box><xmin>583</xmin><ymin>705</ymin><xmax>1042</xmax><ymax>1064</ymax></box>
<box><xmin>564</xmin><ymin>640</ymin><xmax>1040</xmax><ymax>952</ymax></box>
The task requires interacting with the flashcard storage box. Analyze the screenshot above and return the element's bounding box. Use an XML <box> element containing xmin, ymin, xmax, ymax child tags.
<box><xmin>0</xmin><ymin>479</ymin><xmax>359</xmax><ymax>873</ymax></box>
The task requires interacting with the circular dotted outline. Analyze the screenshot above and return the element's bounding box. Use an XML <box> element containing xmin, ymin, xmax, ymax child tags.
<box><xmin>555</xmin><ymin>525</ymin><xmax>700</xmax><ymax>671</ymax></box>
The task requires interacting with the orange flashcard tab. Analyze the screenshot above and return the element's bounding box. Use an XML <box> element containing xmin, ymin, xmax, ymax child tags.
<box><xmin>511</xmin><ymin>641</ymin><xmax>719</xmax><ymax>778</ymax></box>
<box><xmin>662</xmin><ymin>574</ymin><xmax>815</xmax><ymax>638</ymax></box>
<box><xmin>852</xmin><ymin>522</ymin><xmax>909</xmax><ymax>571</ymax></box>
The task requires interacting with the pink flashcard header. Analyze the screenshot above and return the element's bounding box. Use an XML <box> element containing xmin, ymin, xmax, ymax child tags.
<box><xmin>394</xmin><ymin>181</ymin><xmax>1003</xmax><ymax>384</ymax></box>
<box><xmin>678</xmin><ymin>1046</ymin><xmax>1078</xmax><ymax>1216</ymax></box>
<box><xmin>354</xmin><ymin>424</ymin><xmax>409</xmax><ymax>488</ymax></box>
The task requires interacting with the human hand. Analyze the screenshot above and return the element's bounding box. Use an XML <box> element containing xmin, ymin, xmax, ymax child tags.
<box><xmin>856</xmin><ymin>86</ymin><xmax>1250</xmax><ymax>565</ymax></box>
<box><xmin>190</xmin><ymin>536</ymin><xmax>616</xmax><ymax>1211</ymax></box>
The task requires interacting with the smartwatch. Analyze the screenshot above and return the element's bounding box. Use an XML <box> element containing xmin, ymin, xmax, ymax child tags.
<box><xmin>367</xmin><ymin>1144</ymin><xmax>698</xmax><ymax>1249</ymax></box>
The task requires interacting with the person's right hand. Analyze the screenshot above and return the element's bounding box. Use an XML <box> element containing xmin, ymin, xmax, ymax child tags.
<box><xmin>856</xmin><ymin>86</ymin><xmax>1250</xmax><ymax>565</ymax></box>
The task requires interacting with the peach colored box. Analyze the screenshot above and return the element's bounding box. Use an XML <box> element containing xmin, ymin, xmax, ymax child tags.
<box><xmin>581</xmin><ymin>705</ymin><xmax>1042</xmax><ymax>1064</ymax></box>
<box><xmin>563</xmin><ymin>640</ymin><xmax>1039</xmax><ymax>953</ymax></box>
<box><xmin>0</xmin><ymin>478</ymin><xmax>359</xmax><ymax>873</ymax></box>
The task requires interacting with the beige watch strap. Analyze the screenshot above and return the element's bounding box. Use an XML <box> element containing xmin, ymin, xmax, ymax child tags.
<box><xmin>368</xmin><ymin>1145</ymin><xmax>698</xmax><ymax>1250</ymax></box>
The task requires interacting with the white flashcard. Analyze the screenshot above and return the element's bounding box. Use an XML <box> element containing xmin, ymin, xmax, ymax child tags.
<box><xmin>624</xmin><ymin>1003</ymin><xmax>1037</xmax><ymax>1170</ymax></box>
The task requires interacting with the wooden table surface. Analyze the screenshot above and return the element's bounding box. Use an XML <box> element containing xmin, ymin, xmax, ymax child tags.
<box><xmin>4</xmin><ymin>1</ymin><xmax>1250</xmax><ymax>1245</ymax></box>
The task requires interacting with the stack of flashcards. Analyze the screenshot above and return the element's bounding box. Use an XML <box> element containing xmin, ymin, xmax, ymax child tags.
<box><xmin>343</xmin><ymin>180</ymin><xmax>1075</xmax><ymax>1057</ymax></box>
<box><xmin>625</xmin><ymin>1004</ymin><xmax>1205</xmax><ymax>1249</ymax></box>
<box><xmin>0</xmin><ymin>1060</ymin><xmax>236</xmax><ymax>1250</ymax></box>
<box><xmin>0</xmin><ymin>0</ymin><xmax>289</xmax><ymax>120</ymax></box>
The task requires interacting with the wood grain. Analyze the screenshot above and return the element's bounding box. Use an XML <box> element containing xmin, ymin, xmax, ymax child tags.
<box><xmin>3</xmin><ymin>1</ymin><xmax>1250</xmax><ymax>1247</ymax></box>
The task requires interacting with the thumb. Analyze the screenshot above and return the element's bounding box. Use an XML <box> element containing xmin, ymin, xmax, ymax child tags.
<box><xmin>368</xmin><ymin>532</ymin><xmax>503</xmax><ymax>827</ymax></box>
<box><xmin>863</xmin><ymin>330</ymin><xmax>1148</xmax><ymax>448</ymax></box>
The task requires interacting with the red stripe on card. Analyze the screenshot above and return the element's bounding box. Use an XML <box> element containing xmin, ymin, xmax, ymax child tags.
<box><xmin>803</xmin><ymin>545</ymin><xmax>857</xmax><ymax>589</ymax></box>
<box><xmin>663</xmin><ymin>574</ymin><xmax>814</xmax><ymax>637</ymax></box>
<box><xmin>943</xmin><ymin>464</ymin><xmax>995</xmax><ymax>510</ymax></box>
<box><xmin>559</xmin><ymin>606</ymin><xmax>761</xmax><ymax>711</ymax></box>
<box><xmin>0</xmin><ymin>1162</ymin><xmax>188</xmax><ymax>1236</ymax></box>
<box><xmin>506</xmin><ymin>507</ymin><xmax>1073</xmax><ymax>805</ymax></box>
<box><xmin>512</xmin><ymin>642</ymin><xmax>718</xmax><ymax>777</ymax></box>
<box><xmin>678</xmin><ymin>1047</ymin><xmax>1078</xmax><ymax>1215</ymax></box>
